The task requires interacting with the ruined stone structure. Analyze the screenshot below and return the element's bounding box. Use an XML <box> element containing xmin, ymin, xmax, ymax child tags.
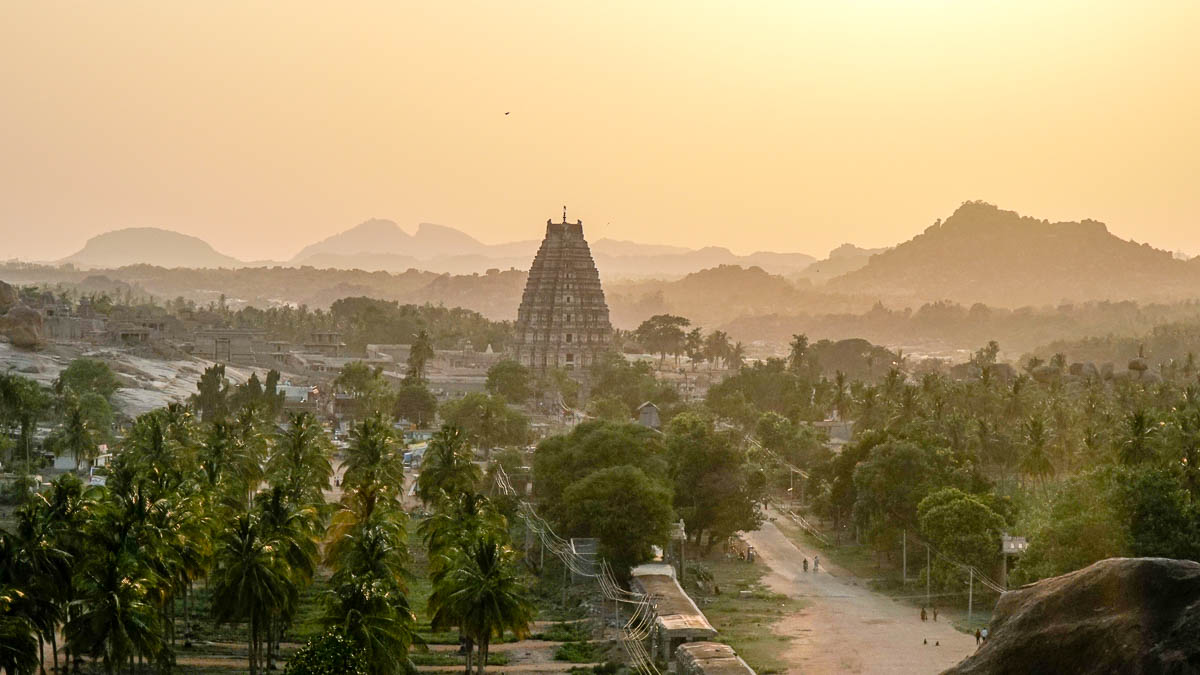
<box><xmin>514</xmin><ymin>211</ymin><xmax>613</xmax><ymax>375</ymax></box>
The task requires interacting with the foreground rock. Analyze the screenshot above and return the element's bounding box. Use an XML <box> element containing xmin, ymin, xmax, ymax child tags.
<box><xmin>945</xmin><ymin>558</ymin><xmax>1200</xmax><ymax>675</ymax></box>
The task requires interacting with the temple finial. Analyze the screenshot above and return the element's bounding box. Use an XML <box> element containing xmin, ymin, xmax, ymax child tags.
<box><xmin>562</xmin><ymin>205</ymin><xmax>567</xmax><ymax>223</ymax></box>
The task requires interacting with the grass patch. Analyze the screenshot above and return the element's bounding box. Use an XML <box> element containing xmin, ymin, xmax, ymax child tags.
<box><xmin>535</xmin><ymin>621</ymin><xmax>592</xmax><ymax>642</ymax></box>
<box><xmin>554</xmin><ymin>641</ymin><xmax>601</xmax><ymax>663</ymax></box>
<box><xmin>697</xmin><ymin>555</ymin><xmax>799</xmax><ymax>675</ymax></box>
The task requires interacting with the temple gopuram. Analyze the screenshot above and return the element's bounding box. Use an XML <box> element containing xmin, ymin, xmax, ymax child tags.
<box><xmin>513</xmin><ymin>209</ymin><xmax>613</xmax><ymax>376</ymax></box>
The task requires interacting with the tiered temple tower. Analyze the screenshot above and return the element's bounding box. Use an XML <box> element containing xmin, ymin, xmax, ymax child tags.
<box><xmin>514</xmin><ymin>209</ymin><xmax>613</xmax><ymax>375</ymax></box>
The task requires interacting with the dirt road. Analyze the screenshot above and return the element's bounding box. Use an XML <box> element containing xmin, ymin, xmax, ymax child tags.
<box><xmin>744</xmin><ymin>518</ymin><xmax>976</xmax><ymax>674</ymax></box>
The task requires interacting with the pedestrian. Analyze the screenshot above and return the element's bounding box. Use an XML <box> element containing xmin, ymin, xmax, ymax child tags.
<box><xmin>813</xmin><ymin>555</ymin><xmax>820</xmax><ymax>572</ymax></box>
<box><xmin>933</xmin><ymin>606</ymin><xmax>938</xmax><ymax>622</ymax></box>
<box><xmin>981</xmin><ymin>627</ymin><xmax>989</xmax><ymax>642</ymax></box>
<box><xmin>975</xmin><ymin>629</ymin><xmax>981</xmax><ymax>645</ymax></box>
<box><xmin>920</xmin><ymin>607</ymin><xmax>927</xmax><ymax>622</ymax></box>
<box><xmin>802</xmin><ymin>558</ymin><xmax>808</xmax><ymax>573</ymax></box>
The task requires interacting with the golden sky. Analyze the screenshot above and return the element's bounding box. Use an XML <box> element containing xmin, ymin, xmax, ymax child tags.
<box><xmin>2</xmin><ymin>1</ymin><xmax>1198</xmax><ymax>261</ymax></box>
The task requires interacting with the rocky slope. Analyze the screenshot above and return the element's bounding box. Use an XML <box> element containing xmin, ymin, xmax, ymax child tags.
<box><xmin>945</xmin><ymin>557</ymin><xmax>1200</xmax><ymax>675</ymax></box>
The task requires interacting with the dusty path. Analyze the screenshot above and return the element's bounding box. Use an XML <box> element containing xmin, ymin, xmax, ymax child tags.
<box><xmin>744</xmin><ymin>517</ymin><xmax>975</xmax><ymax>674</ymax></box>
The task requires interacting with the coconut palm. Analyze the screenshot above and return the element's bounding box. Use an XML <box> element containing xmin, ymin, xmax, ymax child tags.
<box><xmin>1118</xmin><ymin>409</ymin><xmax>1158</xmax><ymax>466</ymax></box>
<box><xmin>429</xmin><ymin>537</ymin><xmax>533</xmax><ymax>675</ymax></box>
<box><xmin>65</xmin><ymin>508</ymin><xmax>165</xmax><ymax>675</ymax></box>
<box><xmin>0</xmin><ymin>583</ymin><xmax>39</xmax><ymax>675</ymax></box>
<box><xmin>1020</xmin><ymin>415</ymin><xmax>1055</xmax><ymax>484</ymax></box>
<box><xmin>267</xmin><ymin>412</ymin><xmax>333</xmax><ymax>506</ymax></box>
<box><xmin>416</xmin><ymin>426</ymin><xmax>481</xmax><ymax>505</ymax></box>
<box><xmin>324</xmin><ymin>519</ymin><xmax>417</xmax><ymax>675</ymax></box>
<box><xmin>209</xmin><ymin>513</ymin><xmax>294</xmax><ymax>675</ymax></box>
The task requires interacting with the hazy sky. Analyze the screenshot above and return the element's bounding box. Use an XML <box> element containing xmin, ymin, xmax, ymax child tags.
<box><xmin>2</xmin><ymin>1</ymin><xmax>1198</xmax><ymax>262</ymax></box>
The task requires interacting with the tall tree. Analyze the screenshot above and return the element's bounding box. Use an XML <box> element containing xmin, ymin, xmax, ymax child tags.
<box><xmin>406</xmin><ymin>330</ymin><xmax>435</xmax><ymax>382</ymax></box>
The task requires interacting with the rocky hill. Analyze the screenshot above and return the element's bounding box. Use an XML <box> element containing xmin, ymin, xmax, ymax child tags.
<box><xmin>828</xmin><ymin>202</ymin><xmax>1199</xmax><ymax>307</ymax></box>
<box><xmin>61</xmin><ymin>228</ymin><xmax>243</xmax><ymax>269</ymax></box>
<box><xmin>795</xmin><ymin>243</ymin><xmax>889</xmax><ymax>285</ymax></box>
<box><xmin>945</xmin><ymin>557</ymin><xmax>1200</xmax><ymax>675</ymax></box>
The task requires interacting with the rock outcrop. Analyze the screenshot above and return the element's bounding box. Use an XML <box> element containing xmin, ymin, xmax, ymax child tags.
<box><xmin>944</xmin><ymin>558</ymin><xmax>1200</xmax><ymax>675</ymax></box>
<box><xmin>0</xmin><ymin>282</ymin><xmax>44</xmax><ymax>349</ymax></box>
<box><xmin>0</xmin><ymin>280</ymin><xmax>16</xmax><ymax>314</ymax></box>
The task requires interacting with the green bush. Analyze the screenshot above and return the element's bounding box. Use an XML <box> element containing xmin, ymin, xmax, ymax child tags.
<box><xmin>283</xmin><ymin>631</ymin><xmax>367</xmax><ymax>675</ymax></box>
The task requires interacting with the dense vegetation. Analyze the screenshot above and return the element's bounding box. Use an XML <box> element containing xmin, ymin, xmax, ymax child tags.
<box><xmin>701</xmin><ymin>336</ymin><xmax>1200</xmax><ymax>592</ymax></box>
<box><xmin>0</xmin><ymin>361</ymin><xmax>536</xmax><ymax>675</ymax></box>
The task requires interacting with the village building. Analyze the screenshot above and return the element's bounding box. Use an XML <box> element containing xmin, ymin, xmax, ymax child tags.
<box><xmin>513</xmin><ymin>210</ymin><xmax>613</xmax><ymax>376</ymax></box>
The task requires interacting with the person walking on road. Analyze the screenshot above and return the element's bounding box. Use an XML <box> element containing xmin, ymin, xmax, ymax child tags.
<box><xmin>921</xmin><ymin>607</ymin><xmax>928</xmax><ymax>622</ymax></box>
<box><xmin>802</xmin><ymin>558</ymin><xmax>808</xmax><ymax>573</ymax></box>
<box><xmin>981</xmin><ymin>627</ymin><xmax>989</xmax><ymax>642</ymax></box>
<box><xmin>975</xmin><ymin>629</ymin><xmax>981</xmax><ymax>645</ymax></box>
<box><xmin>933</xmin><ymin>606</ymin><xmax>939</xmax><ymax>621</ymax></box>
<box><xmin>813</xmin><ymin>555</ymin><xmax>819</xmax><ymax>572</ymax></box>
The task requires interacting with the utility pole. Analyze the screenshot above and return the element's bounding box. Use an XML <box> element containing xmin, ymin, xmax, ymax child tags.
<box><xmin>968</xmin><ymin>568</ymin><xmax>974</xmax><ymax>625</ymax></box>
<box><xmin>562</xmin><ymin>559</ymin><xmax>568</xmax><ymax>607</ymax></box>
<box><xmin>902</xmin><ymin>530</ymin><xmax>907</xmax><ymax>585</ymax></box>
<box><xmin>926</xmin><ymin>544</ymin><xmax>931</xmax><ymax>607</ymax></box>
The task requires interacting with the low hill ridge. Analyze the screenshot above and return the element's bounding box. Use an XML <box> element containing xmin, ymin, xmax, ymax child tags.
<box><xmin>61</xmin><ymin>227</ymin><xmax>243</xmax><ymax>269</ymax></box>
<box><xmin>828</xmin><ymin>201</ymin><xmax>1195</xmax><ymax>306</ymax></box>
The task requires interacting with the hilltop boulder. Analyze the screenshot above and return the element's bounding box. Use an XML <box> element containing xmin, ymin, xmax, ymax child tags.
<box><xmin>0</xmin><ymin>280</ymin><xmax>16</xmax><ymax>314</ymax></box>
<box><xmin>944</xmin><ymin>558</ymin><xmax>1200</xmax><ymax>675</ymax></box>
<box><xmin>0</xmin><ymin>304</ymin><xmax>44</xmax><ymax>349</ymax></box>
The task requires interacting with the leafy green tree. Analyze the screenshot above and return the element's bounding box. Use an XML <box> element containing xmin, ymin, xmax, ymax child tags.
<box><xmin>440</xmin><ymin>393</ymin><xmax>530</xmax><ymax>450</ymax></box>
<box><xmin>533</xmin><ymin>420</ymin><xmax>667</xmax><ymax>519</ymax></box>
<box><xmin>588</xmin><ymin>352</ymin><xmax>679</xmax><ymax>413</ymax></box>
<box><xmin>587</xmin><ymin>395</ymin><xmax>632</xmax><ymax>422</ymax></box>
<box><xmin>559</xmin><ymin>465</ymin><xmax>674</xmax><ymax>578</ymax></box>
<box><xmin>664</xmin><ymin>413</ymin><xmax>764</xmax><ymax>551</ymax></box>
<box><xmin>0</xmin><ymin>375</ymin><xmax>49</xmax><ymax>470</ymax></box>
<box><xmin>917</xmin><ymin>488</ymin><xmax>1006</xmax><ymax>589</ymax></box>
<box><xmin>193</xmin><ymin>363</ymin><xmax>231</xmax><ymax>422</ymax></box>
<box><xmin>634</xmin><ymin>314</ymin><xmax>690</xmax><ymax>366</ymax></box>
<box><xmin>394</xmin><ymin>381</ymin><xmax>437</xmax><ymax>427</ymax></box>
<box><xmin>486</xmin><ymin>359</ymin><xmax>533</xmax><ymax>403</ymax></box>
<box><xmin>55</xmin><ymin>358</ymin><xmax>121</xmax><ymax>401</ymax></box>
<box><xmin>335</xmin><ymin>362</ymin><xmax>394</xmax><ymax>419</ymax></box>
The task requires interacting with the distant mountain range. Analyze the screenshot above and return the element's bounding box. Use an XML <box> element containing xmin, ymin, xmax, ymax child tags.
<box><xmin>828</xmin><ymin>201</ymin><xmax>1200</xmax><ymax>307</ymax></box>
<box><xmin>59</xmin><ymin>219</ymin><xmax>817</xmax><ymax>278</ymax></box>
<box><xmin>51</xmin><ymin>202</ymin><xmax>1200</xmax><ymax>309</ymax></box>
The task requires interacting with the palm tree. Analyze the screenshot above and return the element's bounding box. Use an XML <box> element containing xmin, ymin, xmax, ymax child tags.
<box><xmin>728</xmin><ymin>342</ymin><xmax>747</xmax><ymax>370</ymax></box>
<box><xmin>1020</xmin><ymin>415</ymin><xmax>1055</xmax><ymax>484</ymax></box>
<box><xmin>266</xmin><ymin>412</ymin><xmax>333</xmax><ymax>506</ymax></box>
<box><xmin>325</xmin><ymin>521</ymin><xmax>417</xmax><ymax>675</ymax></box>
<box><xmin>209</xmin><ymin>513</ymin><xmax>293</xmax><ymax>675</ymax></box>
<box><xmin>1119</xmin><ymin>409</ymin><xmax>1158</xmax><ymax>466</ymax></box>
<box><xmin>58</xmin><ymin>392</ymin><xmax>99</xmax><ymax>473</ymax></box>
<box><xmin>416</xmin><ymin>426</ymin><xmax>481</xmax><ymax>505</ymax></box>
<box><xmin>0</xmin><ymin>583</ymin><xmax>39</xmax><ymax>675</ymax></box>
<box><xmin>65</xmin><ymin>509</ymin><xmax>165</xmax><ymax>675</ymax></box>
<box><xmin>430</xmin><ymin>537</ymin><xmax>533</xmax><ymax>675</ymax></box>
<box><xmin>255</xmin><ymin>486</ymin><xmax>321</xmax><ymax>669</ymax></box>
<box><xmin>406</xmin><ymin>330</ymin><xmax>435</xmax><ymax>382</ymax></box>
